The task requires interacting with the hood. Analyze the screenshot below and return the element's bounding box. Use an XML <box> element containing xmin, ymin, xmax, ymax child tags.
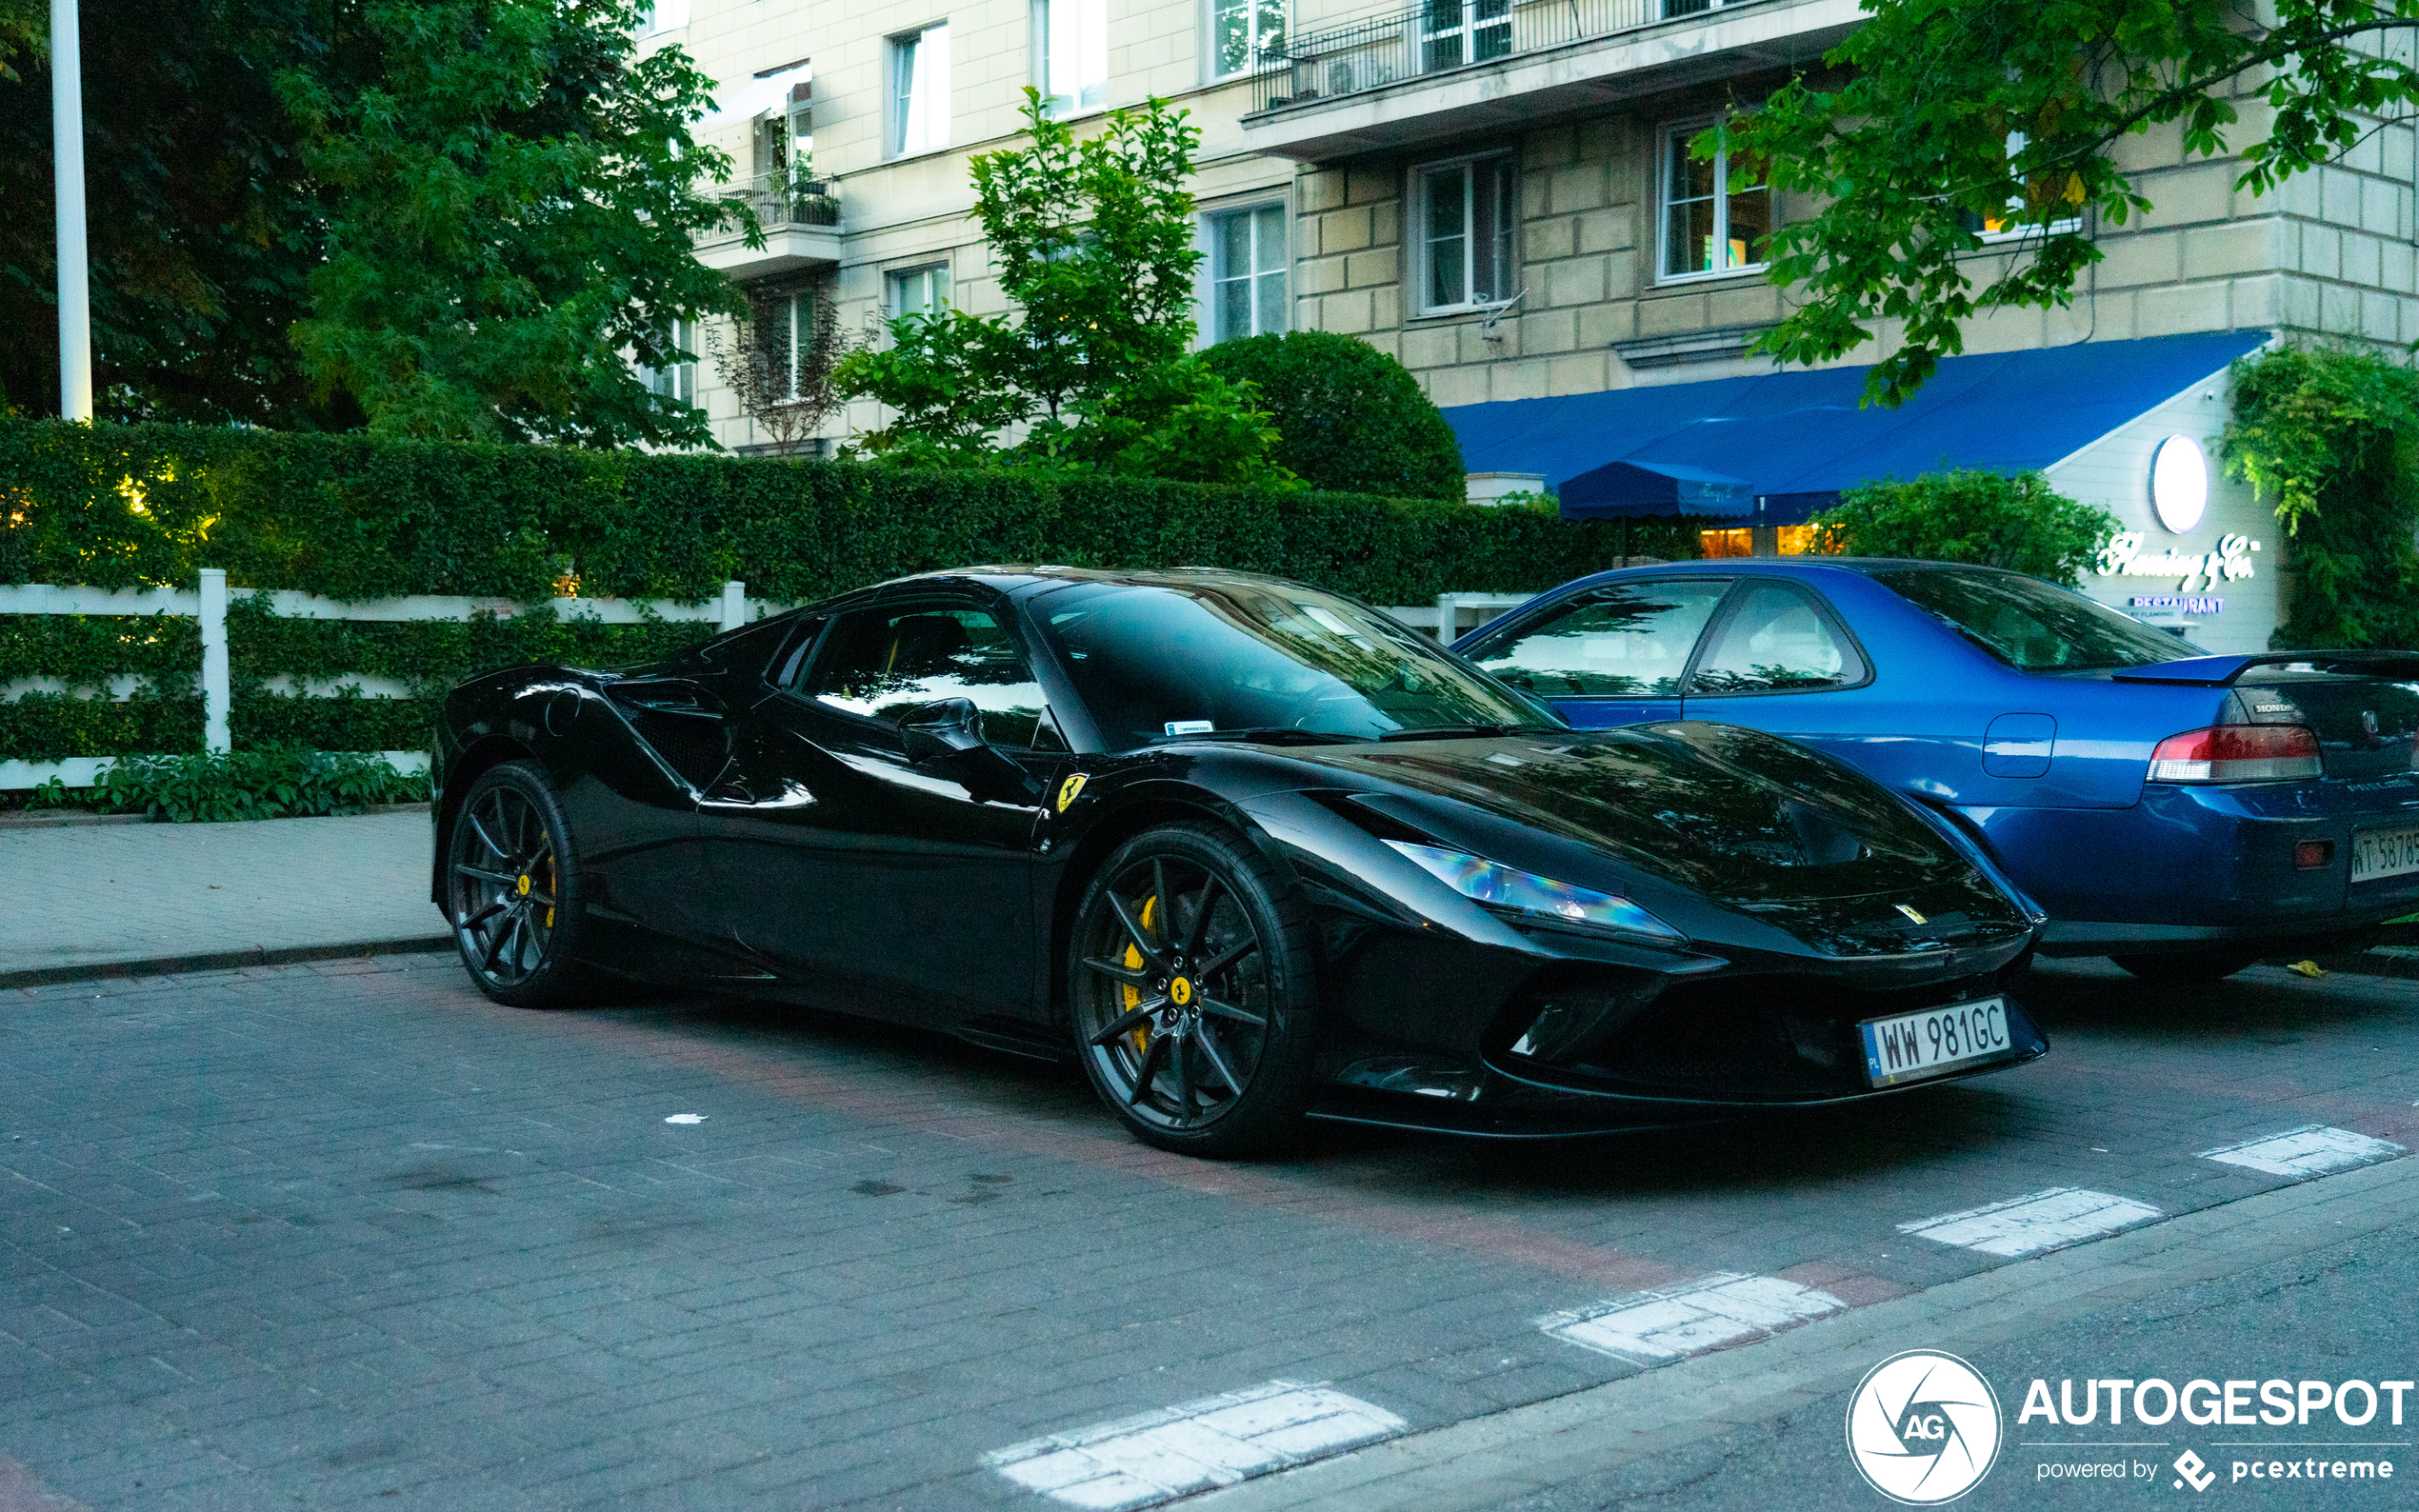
<box><xmin>1284</xmin><ymin>722</ymin><xmax>2000</xmax><ymax>911</ymax></box>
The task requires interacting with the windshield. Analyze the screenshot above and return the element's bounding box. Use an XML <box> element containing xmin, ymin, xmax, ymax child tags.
<box><xmin>1031</xmin><ymin>580</ymin><xmax>1557</xmax><ymax>749</ymax></box>
<box><xmin>1871</xmin><ymin>567</ymin><xmax>2203</xmax><ymax>672</ymax></box>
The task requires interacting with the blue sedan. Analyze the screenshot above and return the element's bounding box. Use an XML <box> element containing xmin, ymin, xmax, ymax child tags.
<box><xmin>1453</xmin><ymin>560</ymin><xmax>2419</xmax><ymax>982</ymax></box>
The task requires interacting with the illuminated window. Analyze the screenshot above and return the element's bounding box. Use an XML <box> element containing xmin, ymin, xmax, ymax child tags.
<box><xmin>1697</xmin><ymin>525</ymin><xmax>1818</xmax><ymax>558</ymax></box>
<box><xmin>1659</xmin><ymin>116</ymin><xmax>1767</xmax><ymax>281</ymax></box>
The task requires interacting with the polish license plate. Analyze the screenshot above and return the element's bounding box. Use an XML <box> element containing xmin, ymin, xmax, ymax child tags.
<box><xmin>1859</xmin><ymin>997</ymin><xmax>2014</xmax><ymax>1087</ymax></box>
<box><xmin>2349</xmin><ymin>824</ymin><xmax>2419</xmax><ymax>884</ymax></box>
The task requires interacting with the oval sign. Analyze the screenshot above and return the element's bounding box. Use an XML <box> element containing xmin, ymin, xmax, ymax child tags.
<box><xmin>2151</xmin><ymin>433</ymin><xmax>2209</xmax><ymax>534</ymax></box>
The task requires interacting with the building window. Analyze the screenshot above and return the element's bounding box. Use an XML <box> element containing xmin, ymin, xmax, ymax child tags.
<box><xmin>637</xmin><ymin>0</ymin><xmax>688</xmax><ymax>36</ymax></box>
<box><xmin>890</xmin><ymin>24</ymin><xmax>950</xmax><ymax>156</ymax></box>
<box><xmin>1207</xmin><ymin>204</ymin><xmax>1288</xmax><ymax>341</ymax></box>
<box><xmin>1659</xmin><ymin>118</ymin><xmax>1767</xmax><ymax>280</ymax></box>
<box><xmin>1960</xmin><ymin>130</ymin><xmax>2085</xmax><ymax>238</ymax></box>
<box><xmin>1414</xmin><ymin>154</ymin><xmax>1515</xmax><ymax>315</ymax></box>
<box><xmin>889</xmin><ymin>264</ymin><xmax>950</xmax><ymax>322</ymax></box>
<box><xmin>1040</xmin><ymin>0</ymin><xmax>1109</xmax><ymax>114</ymax></box>
<box><xmin>1211</xmin><ymin>0</ymin><xmax>1285</xmax><ymax>77</ymax></box>
<box><xmin>641</xmin><ymin>318</ymin><xmax>696</xmax><ymax>406</ymax></box>
<box><xmin>765</xmin><ymin>291</ymin><xmax>813</xmax><ymax>400</ymax></box>
<box><xmin>1421</xmin><ymin>0</ymin><xmax>1510</xmax><ymax>71</ymax></box>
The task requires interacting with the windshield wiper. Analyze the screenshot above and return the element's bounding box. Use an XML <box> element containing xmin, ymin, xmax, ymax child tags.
<box><xmin>1376</xmin><ymin>722</ymin><xmax>1555</xmax><ymax>742</ymax></box>
<box><xmin>1150</xmin><ymin>727</ymin><xmax>1376</xmax><ymax>746</ymax></box>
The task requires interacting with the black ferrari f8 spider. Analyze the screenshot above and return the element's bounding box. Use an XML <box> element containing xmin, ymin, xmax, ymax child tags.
<box><xmin>431</xmin><ymin>567</ymin><xmax>2048</xmax><ymax>1154</ymax></box>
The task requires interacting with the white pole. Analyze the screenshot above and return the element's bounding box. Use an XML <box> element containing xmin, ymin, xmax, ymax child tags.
<box><xmin>719</xmin><ymin>579</ymin><xmax>747</xmax><ymax>632</ymax></box>
<box><xmin>50</xmin><ymin>0</ymin><xmax>93</xmax><ymax>422</ymax></box>
<box><xmin>198</xmin><ymin>568</ymin><xmax>230</xmax><ymax>753</ymax></box>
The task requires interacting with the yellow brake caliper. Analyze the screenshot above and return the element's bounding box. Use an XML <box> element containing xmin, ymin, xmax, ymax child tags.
<box><xmin>1120</xmin><ymin>895</ymin><xmax>1157</xmax><ymax>1057</ymax></box>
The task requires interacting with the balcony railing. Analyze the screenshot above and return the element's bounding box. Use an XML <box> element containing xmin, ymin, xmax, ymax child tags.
<box><xmin>1250</xmin><ymin>0</ymin><xmax>1739</xmax><ymax>113</ymax></box>
<box><xmin>697</xmin><ymin>172</ymin><xmax>840</xmax><ymax>242</ymax></box>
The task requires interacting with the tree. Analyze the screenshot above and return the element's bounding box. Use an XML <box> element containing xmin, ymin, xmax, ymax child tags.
<box><xmin>1</xmin><ymin>0</ymin><xmax>743</xmax><ymax>441</ymax></box>
<box><xmin>834</xmin><ymin>89</ymin><xmax>1286</xmax><ymax>484</ymax></box>
<box><xmin>0</xmin><ymin>0</ymin><xmax>334</xmax><ymax>425</ymax></box>
<box><xmin>1809</xmin><ymin>470</ymin><xmax>2117</xmax><ymax>585</ymax></box>
<box><xmin>1728</xmin><ymin>0</ymin><xmax>2419</xmax><ymax>408</ymax></box>
<box><xmin>278</xmin><ymin>0</ymin><xmax>746</xmax><ymax>446</ymax></box>
<box><xmin>707</xmin><ymin>277</ymin><xmax>855</xmax><ymax>457</ymax></box>
<box><xmin>2223</xmin><ymin>344</ymin><xmax>2419</xmax><ymax>647</ymax></box>
<box><xmin>1200</xmin><ymin>331</ymin><xmax>1465</xmax><ymax>500</ymax></box>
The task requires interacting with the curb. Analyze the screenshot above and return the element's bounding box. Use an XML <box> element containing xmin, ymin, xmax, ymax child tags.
<box><xmin>0</xmin><ymin>802</ymin><xmax>431</xmax><ymax>829</ymax></box>
<box><xmin>2307</xmin><ymin>947</ymin><xmax>2419</xmax><ymax>981</ymax></box>
<box><xmin>0</xmin><ymin>936</ymin><xmax>453</xmax><ymax>991</ymax></box>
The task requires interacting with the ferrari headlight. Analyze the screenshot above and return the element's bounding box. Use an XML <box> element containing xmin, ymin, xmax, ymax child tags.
<box><xmin>1384</xmin><ymin>841</ymin><xmax>1683</xmax><ymax>942</ymax></box>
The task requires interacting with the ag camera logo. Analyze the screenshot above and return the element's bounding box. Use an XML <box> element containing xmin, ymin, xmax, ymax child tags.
<box><xmin>1847</xmin><ymin>1350</ymin><xmax>2004</xmax><ymax>1504</ymax></box>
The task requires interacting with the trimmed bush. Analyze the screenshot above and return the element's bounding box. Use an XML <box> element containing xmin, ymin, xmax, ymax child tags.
<box><xmin>1199</xmin><ymin>332</ymin><xmax>1467</xmax><ymax>502</ymax></box>
<box><xmin>1809</xmin><ymin>470</ymin><xmax>2118</xmax><ymax>587</ymax></box>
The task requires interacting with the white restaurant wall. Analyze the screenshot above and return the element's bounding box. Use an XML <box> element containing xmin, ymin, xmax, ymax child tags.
<box><xmin>2044</xmin><ymin>367</ymin><xmax>2279</xmax><ymax>656</ymax></box>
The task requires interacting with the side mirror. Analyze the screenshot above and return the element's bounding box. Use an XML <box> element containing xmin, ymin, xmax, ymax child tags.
<box><xmin>897</xmin><ymin>696</ymin><xmax>1042</xmax><ymax>805</ymax></box>
<box><xmin>899</xmin><ymin>697</ymin><xmax>983</xmax><ymax>765</ymax></box>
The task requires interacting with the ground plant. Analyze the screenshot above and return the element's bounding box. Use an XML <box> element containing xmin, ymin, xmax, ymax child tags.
<box><xmin>1809</xmin><ymin>470</ymin><xmax>2119</xmax><ymax>587</ymax></box>
<box><xmin>23</xmin><ymin>747</ymin><xmax>430</xmax><ymax>821</ymax></box>
<box><xmin>0</xmin><ymin>417</ymin><xmax>1704</xmax><ymax>763</ymax></box>
<box><xmin>2223</xmin><ymin>344</ymin><xmax>2419</xmax><ymax>648</ymax></box>
<box><xmin>1199</xmin><ymin>332</ymin><xmax>1466</xmax><ymax>502</ymax></box>
<box><xmin>1726</xmin><ymin>0</ymin><xmax>2419</xmax><ymax>406</ymax></box>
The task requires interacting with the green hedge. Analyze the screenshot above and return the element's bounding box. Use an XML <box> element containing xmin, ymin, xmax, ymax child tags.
<box><xmin>2</xmin><ymin>418</ymin><xmax>1702</xmax><ymax>762</ymax></box>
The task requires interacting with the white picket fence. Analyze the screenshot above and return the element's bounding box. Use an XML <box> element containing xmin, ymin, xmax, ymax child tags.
<box><xmin>0</xmin><ymin>574</ymin><xmax>1532</xmax><ymax>791</ymax></box>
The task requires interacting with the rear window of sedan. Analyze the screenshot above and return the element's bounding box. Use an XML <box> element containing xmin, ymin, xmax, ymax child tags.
<box><xmin>1871</xmin><ymin>567</ymin><xmax>2203</xmax><ymax>672</ymax></box>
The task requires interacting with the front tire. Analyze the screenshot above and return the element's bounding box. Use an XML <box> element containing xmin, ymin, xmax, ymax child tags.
<box><xmin>1069</xmin><ymin>824</ymin><xmax>1320</xmax><ymax>1157</ymax></box>
<box><xmin>444</xmin><ymin>761</ymin><xmax>591</xmax><ymax>1007</ymax></box>
<box><xmin>2109</xmin><ymin>948</ymin><xmax>2259</xmax><ymax>985</ymax></box>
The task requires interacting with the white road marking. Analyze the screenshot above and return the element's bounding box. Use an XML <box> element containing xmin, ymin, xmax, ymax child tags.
<box><xmin>1537</xmin><ymin>1273</ymin><xmax>1845</xmax><ymax>1364</ymax></box>
<box><xmin>2200</xmin><ymin>1124</ymin><xmax>2404</xmax><ymax>1178</ymax></box>
<box><xmin>985</xmin><ymin>1381</ymin><xmax>1406</xmax><ymax>1510</ymax></box>
<box><xmin>1899</xmin><ymin>1187</ymin><xmax>2162</xmax><ymax>1257</ymax></box>
<box><xmin>663</xmin><ymin>1114</ymin><xmax>706</xmax><ymax>1124</ymax></box>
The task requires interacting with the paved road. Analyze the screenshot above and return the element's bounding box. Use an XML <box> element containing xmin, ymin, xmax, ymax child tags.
<box><xmin>1</xmin><ymin>953</ymin><xmax>2414</xmax><ymax>1510</ymax></box>
<box><xmin>0</xmin><ymin>814</ymin><xmax>442</xmax><ymax>982</ymax></box>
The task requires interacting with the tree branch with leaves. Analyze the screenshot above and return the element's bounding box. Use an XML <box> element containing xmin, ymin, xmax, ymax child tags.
<box><xmin>1728</xmin><ymin>0</ymin><xmax>2419</xmax><ymax>408</ymax></box>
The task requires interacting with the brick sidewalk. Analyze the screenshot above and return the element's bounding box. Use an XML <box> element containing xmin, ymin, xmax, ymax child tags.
<box><xmin>0</xmin><ymin>813</ymin><xmax>445</xmax><ymax>984</ymax></box>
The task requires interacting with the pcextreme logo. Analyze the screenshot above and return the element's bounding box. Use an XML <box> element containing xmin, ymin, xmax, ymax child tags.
<box><xmin>1847</xmin><ymin>1350</ymin><xmax>2005</xmax><ymax>1504</ymax></box>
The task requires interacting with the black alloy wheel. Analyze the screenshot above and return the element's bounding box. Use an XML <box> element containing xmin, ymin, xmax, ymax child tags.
<box><xmin>446</xmin><ymin>762</ymin><xmax>590</xmax><ymax>1007</ymax></box>
<box><xmin>1069</xmin><ymin>824</ymin><xmax>1320</xmax><ymax>1157</ymax></box>
<box><xmin>2109</xmin><ymin>948</ymin><xmax>2260</xmax><ymax>985</ymax></box>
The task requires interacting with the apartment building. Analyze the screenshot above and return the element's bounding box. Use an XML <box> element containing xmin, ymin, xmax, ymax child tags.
<box><xmin>649</xmin><ymin>0</ymin><xmax>2419</xmax><ymax>651</ymax></box>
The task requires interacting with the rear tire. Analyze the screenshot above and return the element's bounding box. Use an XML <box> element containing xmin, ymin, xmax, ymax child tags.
<box><xmin>2109</xmin><ymin>949</ymin><xmax>2258</xmax><ymax>985</ymax></box>
<box><xmin>444</xmin><ymin>762</ymin><xmax>593</xmax><ymax>1008</ymax></box>
<box><xmin>1068</xmin><ymin>824</ymin><xmax>1320</xmax><ymax>1158</ymax></box>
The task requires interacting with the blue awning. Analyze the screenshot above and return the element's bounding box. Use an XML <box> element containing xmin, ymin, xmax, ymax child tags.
<box><xmin>1441</xmin><ymin>330</ymin><xmax>2272</xmax><ymax>522</ymax></box>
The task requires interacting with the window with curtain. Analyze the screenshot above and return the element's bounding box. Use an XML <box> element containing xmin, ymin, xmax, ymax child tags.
<box><xmin>1414</xmin><ymin>154</ymin><xmax>1515</xmax><ymax>314</ymax></box>
<box><xmin>1659</xmin><ymin>117</ymin><xmax>1768</xmax><ymax>280</ymax></box>
<box><xmin>1041</xmin><ymin>0</ymin><xmax>1109</xmax><ymax>114</ymax></box>
<box><xmin>1211</xmin><ymin>0</ymin><xmax>1285</xmax><ymax>77</ymax></box>
<box><xmin>640</xmin><ymin>318</ymin><xmax>695</xmax><ymax>406</ymax></box>
<box><xmin>1207</xmin><ymin>204</ymin><xmax>1288</xmax><ymax>341</ymax></box>
<box><xmin>890</xmin><ymin>24</ymin><xmax>950</xmax><ymax>155</ymax></box>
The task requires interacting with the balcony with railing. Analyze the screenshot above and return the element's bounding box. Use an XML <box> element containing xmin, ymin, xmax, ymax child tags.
<box><xmin>690</xmin><ymin>172</ymin><xmax>844</xmax><ymax>281</ymax></box>
<box><xmin>1242</xmin><ymin>0</ymin><xmax>1859</xmax><ymax>159</ymax></box>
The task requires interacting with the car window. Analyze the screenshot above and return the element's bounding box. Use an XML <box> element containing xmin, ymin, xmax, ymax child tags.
<box><xmin>1688</xmin><ymin>582</ymin><xmax>1866</xmax><ymax>694</ymax></box>
<box><xmin>1871</xmin><ymin>567</ymin><xmax>2202</xmax><ymax>671</ymax></box>
<box><xmin>802</xmin><ymin>606</ymin><xmax>1063</xmax><ymax>748</ymax></box>
<box><xmin>1469</xmin><ymin>580</ymin><xmax>1731</xmax><ymax>698</ymax></box>
<box><xmin>1033</xmin><ymin>580</ymin><xmax>1553</xmax><ymax>749</ymax></box>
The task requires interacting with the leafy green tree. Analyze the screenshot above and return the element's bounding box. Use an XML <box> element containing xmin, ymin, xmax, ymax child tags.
<box><xmin>0</xmin><ymin>0</ymin><xmax>333</xmax><ymax>425</ymax></box>
<box><xmin>1809</xmin><ymin>470</ymin><xmax>2117</xmax><ymax>586</ymax></box>
<box><xmin>1200</xmin><ymin>331</ymin><xmax>1464</xmax><ymax>500</ymax></box>
<box><xmin>835</xmin><ymin>90</ymin><xmax>1286</xmax><ymax>484</ymax></box>
<box><xmin>278</xmin><ymin>0</ymin><xmax>745</xmax><ymax>446</ymax></box>
<box><xmin>2223</xmin><ymin>344</ymin><xmax>2419</xmax><ymax>647</ymax></box>
<box><xmin>1728</xmin><ymin>0</ymin><xmax>2419</xmax><ymax>407</ymax></box>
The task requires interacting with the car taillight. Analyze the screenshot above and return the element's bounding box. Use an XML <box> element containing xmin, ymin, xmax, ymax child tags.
<box><xmin>2147</xmin><ymin>724</ymin><xmax>2323</xmax><ymax>783</ymax></box>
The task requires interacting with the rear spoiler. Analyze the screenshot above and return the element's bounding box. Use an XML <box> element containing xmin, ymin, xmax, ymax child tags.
<box><xmin>2110</xmin><ymin>650</ymin><xmax>2419</xmax><ymax>686</ymax></box>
